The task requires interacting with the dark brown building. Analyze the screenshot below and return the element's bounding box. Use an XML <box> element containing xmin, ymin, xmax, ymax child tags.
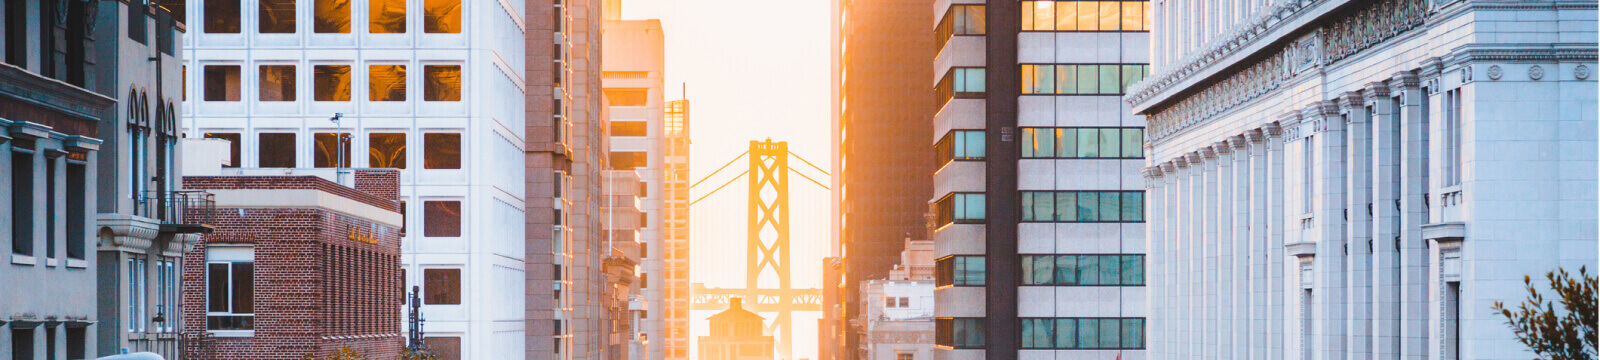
<box><xmin>831</xmin><ymin>0</ymin><xmax>936</xmax><ymax>358</ymax></box>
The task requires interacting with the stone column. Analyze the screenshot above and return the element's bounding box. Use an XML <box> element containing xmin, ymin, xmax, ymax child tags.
<box><xmin>1147</xmin><ymin>163</ymin><xmax>1169</xmax><ymax>358</ymax></box>
<box><xmin>1202</xmin><ymin>146</ymin><xmax>1220</xmax><ymax>360</ymax></box>
<box><xmin>1228</xmin><ymin>135</ymin><xmax>1250</xmax><ymax>360</ymax></box>
<box><xmin>1365</xmin><ymin>81</ymin><xmax>1402</xmax><ymax>360</ymax></box>
<box><xmin>1306</xmin><ymin>100</ymin><xmax>1349</xmax><ymax>360</ymax></box>
<box><xmin>1245</xmin><ymin>129</ymin><xmax>1270</xmax><ymax>360</ymax></box>
<box><xmin>1390</xmin><ymin>70</ymin><xmax>1429</xmax><ymax>360</ymax></box>
<box><xmin>1340</xmin><ymin>90</ymin><xmax>1374</xmax><ymax>359</ymax></box>
<box><xmin>1265</xmin><ymin>118</ymin><xmax>1288</xmax><ymax>360</ymax></box>
<box><xmin>1186</xmin><ymin>150</ymin><xmax>1204</xmax><ymax>358</ymax></box>
<box><xmin>1212</xmin><ymin>141</ymin><xmax>1235</xmax><ymax>359</ymax></box>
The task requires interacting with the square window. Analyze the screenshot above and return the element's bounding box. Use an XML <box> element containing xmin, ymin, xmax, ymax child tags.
<box><xmin>423</xmin><ymin>133</ymin><xmax>461</xmax><ymax>169</ymax></box>
<box><xmin>204</xmin><ymin>65</ymin><xmax>241</xmax><ymax>101</ymax></box>
<box><xmin>259</xmin><ymin>65</ymin><xmax>296</xmax><ymax>101</ymax></box>
<box><xmin>313</xmin><ymin>132</ymin><xmax>351</xmax><ymax>168</ymax></box>
<box><xmin>258</xmin><ymin>133</ymin><xmax>297</xmax><ymax>168</ymax></box>
<box><xmin>314</xmin><ymin>0</ymin><xmax>351</xmax><ymax>33</ymax></box>
<box><xmin>424</xmin><ymin>65</ymin><xmax>461</xmax><ymax>101</ymax></box>
<box><xmin>424</xmin><ymin>200</ymin><xmax>461</xmax><ymax>237</ymax></box>
<box><xmin>423</xmin><ymin>269</ymin><xmax>461</xmax><ymax>304</ymax></box>
<box><xmin>423</xmin><ymin>0</ymin><xmax>460</xmax><ymax>33</ymax></box>
<box><xmin>369</xmin><ymin>0</ymin><xmax>406</xmax><ymax>33</ymax></box>
<box><xmin>204</xmin><ymin>0</ymin><xmax>241</xmax><ymax>33</ymax></box>
<box><xmin>259</xmin><ymin>0</ymin><xmax>295</xmax><ymax>33</ymax></box>
<box><xmin>314</xmin><ymin>65</ymin><xmax>352</xmax><ymax>101</ymax></box>
<box><xmin>369</xmin><ymin>65</ymin><xmax>407</xmax><ymax>101</ymax></box>
<box><xmin>368</xmin><ymin>133</ymin><xmax>407</xmax><ymax>169</ymax></box>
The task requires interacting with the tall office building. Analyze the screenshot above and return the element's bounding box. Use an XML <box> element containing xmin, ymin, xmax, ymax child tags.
<box><xmin>1127</xmin><ymin>0</ymin><xmax>1597</xmax><ymax>359</ymax></box>
<box><xmin>528</xmin><ymin>0</ymin><xmax>608</xmax><ymax>357</ymax></box>
<box><xmin>601</xmin><ymin>169</ymin><xmax>645</xmax><ymax>360</ymax></box>
<box><xmin>661</xmin><ymin>98</ymin><xmax>691</xmax><ymax>360</ymax></box>
<box><xmin>601</xmin><ymin>17</ymin><xmax>678</xmax><ymax>360</ymax></box>
<box><xmin>930</xmin><ymin>2</ymin><xmax>1152</xmax><ymax>359</ymax></box>
<box><xmin>831</xmin><ymin>0</ymin><xmax>936</xmax><ymax>358</ymax></box>
<box><xmin>179</xmin><ymin>0</ymin><xmax>529</xmax><ymax>357</ymax></box>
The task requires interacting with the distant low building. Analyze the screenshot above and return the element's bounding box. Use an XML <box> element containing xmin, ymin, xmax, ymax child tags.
<box><xmin>698</xmin><ymin>298</ymin><xmax>773</xmax><ymax>360</ymax></box>
<box><xmin>179</xmin><ymin>163</ymin><xmax>403</xmax><ymax>359</ymax></box>
<box><xmin>857</xmin><ymin>240</ymin><xmax>933</xmax><ymax>360</ymax></box>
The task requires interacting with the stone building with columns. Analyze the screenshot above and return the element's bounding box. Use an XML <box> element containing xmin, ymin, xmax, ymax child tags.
<box><xmin>1127</xmin><ymin>0</ymin><xmax>1596</xmax><ymax>359</ymax></box>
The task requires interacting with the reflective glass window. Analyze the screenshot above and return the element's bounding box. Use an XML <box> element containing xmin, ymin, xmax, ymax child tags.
<box><xmin>369</xmin><ymin>65</ymin><xmax>406</xmax><ymax>101</ymax></box>
<box><xmin>313</xmin><ymin>65</ymin><xmax>352</xmax><ymax>101</ymax></box>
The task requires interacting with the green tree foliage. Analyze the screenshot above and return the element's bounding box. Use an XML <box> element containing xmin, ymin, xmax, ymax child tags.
<box><xmin>1493</xmin><ymin>267</ymin><xmax>1599</xmax><ymax>360</ymax></box>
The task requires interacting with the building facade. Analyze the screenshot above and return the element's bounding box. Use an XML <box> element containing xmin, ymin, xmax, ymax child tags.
<box><xmin>96</xmin><ymin>2</ymin><xmax>198</xmax><ymax>357</ymax></box>
<box><xmin>179</xmin><ymin>168</ymin><xmax>403</xmax><ymax>359</ymax></box>
<box><xmin>527</xmin><ymin>0</ymin><xmax>608</xmax><ymax>357</ymax></box>
<box><xmin>177</xmin><ymin>0</ymin><xmax>529</xmax><ymax>356</ymax></box>
<box><xmin>832</xmin><ymin>0</ymin><xmax>937</xmax><ymax>358</ymax></box>
<box><xmin>857</xmin><ymin>240</ymin><xmax>935</xmax><ymax>360</ymax></box>
<box><xmin>660</xmin><ymin>98</ymin><xmax>690</xmax><ymax>360</ymax></box>
<box><xmin>601</xmin><ymin>169</ymin><xmax>645</xmax><ymax>360</ymax></box>
<box><xmin>601</xmin><ymin>18</ymin><xmax>676</xmax><ymax>360</ymax></box>
<box><xmin>698</xmin><ymin>298</ymin><xmax>774</xmax><ymax>360</ymax></box>
<box><xmin>931</xmin><ymin>1</ymin><xmax>1153</xmax><ymax>360</ymax></box>
<box><xmin>1</xmin><ymin>0</ymin><xmax>118</xmax><ymax>356</ymax></box>
<box><xmin>1128</xmin><ymin>1</ymin><xmax>1598</xmax><ymax>359</ymax></box>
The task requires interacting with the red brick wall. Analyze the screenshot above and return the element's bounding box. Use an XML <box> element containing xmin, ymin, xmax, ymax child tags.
<box><xmin>182</xmin><ymin>183</ymin><xmax>403</xmax><ymax>359</ymax></box>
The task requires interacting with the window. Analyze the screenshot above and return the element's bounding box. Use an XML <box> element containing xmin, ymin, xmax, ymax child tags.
<box><xmin>896</xmin><ymin>353</ymin><xmax>914</xmax><ymax>360</ymax></box>
<box><xmin>204</xmin><ymin>0</ymin><xmax>241</xmax><ymax>33</ymax></box>
<box><xmin>425</xmin><ymin>337</ymin><xmax>463</xmax><ymax>360</ymax></box>
<box><xmin>369</xmin><ymin>133</ymin><xmax>406</xmax><ymax>169</ymax></box>
<box><xmin>935</xmin><ymin>255</ymin><xmax>985</xmax><ymax>287</ymax></box>
<box><xmin>156</xmin><ymin>259</ymin><xmax>176</xmax><ymax>332</ymax></box>
<box><xmin>934</xmin><ymin>193</ymin><xmax>985</xmax><ymax>227</ymax></box>
<box><xmin>424</xmin><ymin>65</ymin><xmax>461</xmax><ymax>101</ymax></box>
<box><xmin>259</xmin><ymin>65</ymin><xmax>296</xmax><ymax>101</ymax></box>
<box><xmin>44</xmin><ymin>158</ymin><xmax>56</xmax><ymax>260</ymax></box>
<box><xmin>611</xmin><ymin>151</ymin><xmax>647</xmax><ymax>169</ymax></box>
<box><xmin>129</xmin><ymin>0</ymin><xmax>150</xmax><ymax>44</ymax></box>
<box><xmin>1021</xmin><ymin>128</ymin><xmax>1144</xmax><ymax>159</ymax></box>
<box><xmin>423</xmin><ymin>0</ymin><xmax>460</xmax><ymax>33</ymax></box>
<box><xmin>369</xmin><ymin>0</ymin><xmax>405</xmax><ymax>33</ymax></box>
<box><xmin>66</xmin><ymin>327</ymin><xmax>85</xmax><ymax>360</ymax></box>
<box><xmin>128</xmin><ymin>257</ymin><xmax>147</xmax><ymax>332</ymax></box>
<box><xmin>423</xmin><ymin>133</ymin><xmax>461</xmax><ymax>169</ymax></box>
<box><xmin>258</xmin><ymin>133</ymin><xmax>297</xmax><ymax>167</ymax></box>
<box><xmin>399</xmin><ymin>200</ymin><xmax>407</xmax><ymax>235</ymax></box>
<box><xmin>12</xmin><ymin>151</ymin><xmax>33</xmax><ymax>256</ymax></box>
<box><xmin>1020</xmin><ymin>1</ymin><xmax>1148</xmax><ymax>31</ymax></box>
<box><xmin>5</xmin><ymin>0</ymin><xmax>26</xmax><ymax>67</ymax></box>
<box><xmin>313</xmin><ymin>0</ymin><xmax>350</xmax><ymax>32</ymax></box>
<box><xmin>1020</xmin><ymin>318</ymin><xmax>1145</xmax><ymax>349</ymax></box>
<box><xmin>424</xmin><ymin>200</ymin><xmax>462</xmax><ymax>237</ymax></box>
<box><xmin>206</xmin><ymin>247</ymin><xmax>254</xmax><ymax>331</ymax></box>
<box><xmin>610</xmin><ymin>121</ymin><xmax>647</xmax><ymax>137</ymax></box>
<box><xmin>1021</xmin><ymin>64</ymin><xmax>1148</xmax><ymax>95</ymax></box>
<box><xmin>1444</xmin><ymin>89</ymin><xmax>1462</xmax><ymax>186</ymax></box>
<box><xmin>314</xmin><ymin>65</ymin><xmax>352</xmax><ymax>101</ymax></box>
<box><xmin>604</xmin><ymin>89</ymin><xmax>649</xmax><ymax>106</ymax></box>
<box><xmin>1021</xmin><ymin>191</ymin><xmax>1144</xmax><ymax>222</ymax></box>
<box><xmin>65</xmin><ymin>161</ymin><xmax>85</xmax><ymax>260</ymax></box>
<box><xmin>935</xmin><ymin>318</ymin><xmax>986</xmax><ymax>349</ymax></box>
<box><xmin>1303</xmin><ymin>136</ymin><xmax>1315</xmax><ymax>213</ymax></box>
<box><xmin>936</xmin><ymin>130</ymin><xmax>985</xmax><ymax>166</ymax></box>
<box><xmin>204</xmin><ymin>132</ymin><xmax>241</xmax><ymax>168</ymax></box>
<box><xmin>204</xmin><ymin>65</ymin><xmax>242</xmax><ymax>101</ymax></box>
<box><xmin>369</xmin><ymin>65</ymin><xmax>407</xmax><ymax>101</ymax></box>
<box><xmin>258</xmin><ymin>0</ymin><xmax>294</xmax><ymax>33</ymax></box>
<box><xmin>936</xmin><ymin>67</ymin><xmax>985</xmax><ymax>107</ymax></box>
<box><xmin>11</xmin><ymin>327</ymin><xmax>34</xmax><ymax>360</ymax></box>
<box><xmin>1022</xmin><ymin>254</ymin><xmax>1145</xmax><ymax>285</ymax></box>
<box><xmin>424</xmin><ymin>268</ymin><xmax>461</xmax><ymax>304</ymax></box>
<box><xmin>313</xmin><ymin>132</ymin><xmax>351</xmax><ymax>168</ymax></box>
<box><xmin>937</xmin><ymin>5</ymin><xmax>985</xmax><ymax>47</ymax></box>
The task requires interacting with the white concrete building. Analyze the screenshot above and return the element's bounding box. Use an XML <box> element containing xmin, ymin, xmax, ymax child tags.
<box><xmin>601</xmin><ymin>18</ymin><xmax>672</xmax><ymax>360</ymax></box>
<box><xmin>1127</xmin><ymin>0</ymin><xmax>1597</xmax><ymax>359</ymax></box>
<box><xmin>178</xmin><ymin>0</ymin><xmax>528</xmax><ymax>356</ymax></box>
<box><xmin>859</xmin><ymin>239</ymin><xmax>936</xmax><ymax>360</ymax></box>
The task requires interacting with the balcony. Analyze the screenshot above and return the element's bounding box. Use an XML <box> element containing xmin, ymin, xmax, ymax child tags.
<box><xmin>139</xmin><ymin>190</ymin><xmax>216</xmax><ymax>234</ymax></box>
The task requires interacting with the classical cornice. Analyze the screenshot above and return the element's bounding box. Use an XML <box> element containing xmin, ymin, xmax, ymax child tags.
<box><xmin>1444</xmin><ymin>44</ymin><xmax>1600</xmax><ymax>66</ymax></box>
<box><xmin>1126</xmin><ymin>0</ymin><xmax>1336</xmax><ymax>112</ymax></box>
<box><xmin>0</xmin><ymin>63</ymin><xmax>115</xmax><ymax>121</ymax></box>
<box><xmin>1388</xmin><ymin>71</ymin><xmax>1420</xmax><ymax>89</ymax></box>
<box><xmin>1363</xmin><ymin>82</ymin><xmax>1391</xmax><ymax>101</ymax></box>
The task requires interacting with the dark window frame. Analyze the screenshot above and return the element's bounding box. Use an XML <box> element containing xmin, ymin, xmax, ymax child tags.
<box><xmin>1019</xmin><ymin>190</ymin><xmax>1146</xmax><ymax>223</ymax></box>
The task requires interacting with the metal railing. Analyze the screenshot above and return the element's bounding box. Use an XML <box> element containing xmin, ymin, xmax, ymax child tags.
<box><xmin>140</xmin><ymin>190</ymin><xmax>216</xmax><ymax>231</ymax></box>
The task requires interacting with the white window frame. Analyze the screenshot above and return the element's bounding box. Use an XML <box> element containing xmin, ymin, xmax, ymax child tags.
<box><xmin>206</xmin><ymin>246</ymin><xmax>256</xmax><ymax>337</ymax></box>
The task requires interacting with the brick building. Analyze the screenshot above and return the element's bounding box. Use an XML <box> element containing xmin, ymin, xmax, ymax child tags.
<box><xmin>179</xmin><ymin>169</ymin><xmax>404</xmax><ymax>359</ymax></box>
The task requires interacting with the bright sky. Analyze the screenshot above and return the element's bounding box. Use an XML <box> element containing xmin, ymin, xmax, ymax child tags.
<box><xmin>621</xmin><ymin>1</ymin><xmax>832</xmax><ymax>359</ymax></box>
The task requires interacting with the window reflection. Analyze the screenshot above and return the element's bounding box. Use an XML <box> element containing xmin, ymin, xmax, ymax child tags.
<box><xmin>936</xmin><ymin>5</ymin><xmax>984</xmax><ymax>47</ymax></box>
<box><xmin>369</xmin><ymin>0</ymin><xmax>406</xmax><ymax>33</ymax></box>
<box><xmin>259</xmin><ymin>65</ymin><xmax>296</xmax><ymax>101</ymax></box>
<box><xmin>314</xmin><ymin>65</ymin><xmax>352</xmax><ymax>101</ymax></box>
<box><xmin>604</xmin><ymin>89</ymin><xmax>648</xmax><ymax>106</ymax></box>
<box><xmin>1021</xmin><ymin>1</ymin><xmax>1149</xmax><ymax>32</ymax></box>
<box><xmin>423</xmin><ymin>201</ymin><xmax>461</xmax><ymax>237</ymax></box>
<box><xmin>424</xmin><ymin>0</ymin><xmax>460</xmax><ymax>33</ymax></box>
<box><xmin>424</xmin><ymin>133</ymin><xmax>460</xmax><ymax>169</ymax></box>
<box><xmin>258</xmin><ymin>133</ymin><xmax>296</xmax><ymax>168</ymax></box>
<box><xmin>204</xmin><ymin>0</ymin><xmax>240</xmax><ymax>33</ymax></box>
<box><xmin>369</xmin><ymin>65</ymin><xmax>406</xmax><ymax>101</ymax></box>
<box><xmin>314</xmin><ymin>0</ymin><xmax>350</xmax><ymax>33</ymax></box>
<box><xmin>369</xmin><ymin>133</ymin><xmax>406</xmax><ymax>169</ymax></box>
<box><xmin>313</xmin><ymin>132</ymin><xmax>351</xmax><ymax>168</ymax></box>
<box><xmin>1020</xmin><ymin>64</ymin><xmax>1148</xmax><ymax>95</ymax></box>
<box><xmin>203</xmin><ymin>65</ymin><xmax>241</xmax><ymax>101</ymax></box>
<box><xmin>258</xmin><ymin>0</ymin><xmax>294</xmax><ymax>33</ymax></box>
<box><xmin>424</xmin><ymin>65</ymin><xmax>460</xmax><ymax>101</ymax></box>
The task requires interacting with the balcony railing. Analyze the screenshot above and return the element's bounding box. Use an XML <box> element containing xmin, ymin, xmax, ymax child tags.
<box><xmin>140</xmin><ymin>190</ymin><xmax>216</xmax><ymax>234</ymax></box>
